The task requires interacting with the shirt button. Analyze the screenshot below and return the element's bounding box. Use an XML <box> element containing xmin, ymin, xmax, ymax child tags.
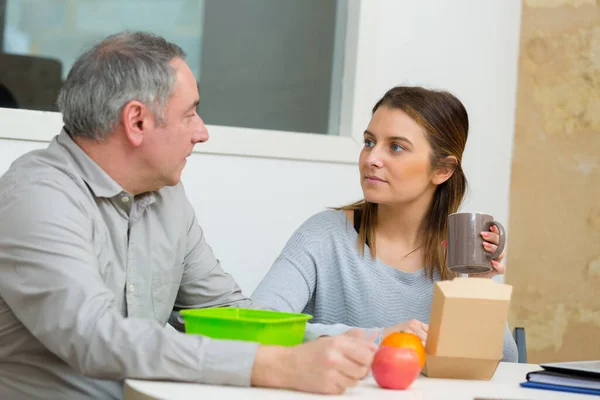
<box><xmin>121</xmin><ymin>196</ymin><xmax>130</xmax><ymax>203</ymax></box>
<box><xmin>128</xmin><ymin>284</ymin><xmax>135</xmax><ymax>292</ymax></box>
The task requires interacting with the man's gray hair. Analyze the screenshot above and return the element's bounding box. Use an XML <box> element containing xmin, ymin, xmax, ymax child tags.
<box><xmin>57</xmin><ymin>31</ymin><xmax>186</xmax><ymax>140</ymax></box>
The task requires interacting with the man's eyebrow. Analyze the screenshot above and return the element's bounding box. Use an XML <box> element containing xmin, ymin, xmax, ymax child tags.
<box><xmin>185</xmin><ymin>99</ymin><xmax>200</xmax><ymax>113</ymax></box>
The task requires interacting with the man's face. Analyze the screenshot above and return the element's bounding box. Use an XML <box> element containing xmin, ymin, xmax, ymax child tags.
<box><xmin>141</xmin><ymin>58</ymin><xmax>208</xmax><ymax>189</ymax></box>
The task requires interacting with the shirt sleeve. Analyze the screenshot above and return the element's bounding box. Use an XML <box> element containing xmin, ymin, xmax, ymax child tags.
<box><xmin>171</xmin><ymin>194</ymin><xmax>257</xmax><ymax>307</ymax></box>
<box><xmin>0</xmin><ymin>180</ymin><xmax>258</xmax><ymax>386</ymax></box>
<box><xmin>168</xmin><ymin>192</ymin><xmax>260</xmax><ymax>331</ymax></box>
<box><xmin>175</xmin><ymin>198</ymin><xmax>255</xmax><ymax>309</ymax></box>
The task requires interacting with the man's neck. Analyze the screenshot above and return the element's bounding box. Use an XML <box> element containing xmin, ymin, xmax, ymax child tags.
<box><xmin>72</xmin><ymin>134</ymin><xmax>151</xmax><ymax>195</ymax></box>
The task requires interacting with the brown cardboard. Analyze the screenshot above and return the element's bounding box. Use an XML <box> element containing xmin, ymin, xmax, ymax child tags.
<box><xmin>422</xmin><ymin>277</ymin><xmax>513</xmax><ymax>380</ymax></box>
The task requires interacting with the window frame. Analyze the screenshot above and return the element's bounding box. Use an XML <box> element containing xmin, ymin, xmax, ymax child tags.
<box><xmin>0</xmin><ymin>0</ymin><xmax>379</xmax><ymax>165</ymax></box>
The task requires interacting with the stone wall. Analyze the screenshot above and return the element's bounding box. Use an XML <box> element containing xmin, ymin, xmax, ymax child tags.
<box><xmin>506</xmin><ymin>0</ymin><xmax>600</xmax><ymax>363</ymax></box>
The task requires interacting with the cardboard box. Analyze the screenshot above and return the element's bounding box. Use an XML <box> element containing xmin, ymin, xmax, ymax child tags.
<box><xmin>422</xmin><ymin>277</ymin><xmax>513</xmax><ymax>380</ymax></box>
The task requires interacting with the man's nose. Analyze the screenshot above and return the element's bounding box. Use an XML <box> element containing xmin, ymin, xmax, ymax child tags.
<box><xmin>193</xmin><ymin>116</ymin><xmax>209</xmax><ymax>143</ymax></box>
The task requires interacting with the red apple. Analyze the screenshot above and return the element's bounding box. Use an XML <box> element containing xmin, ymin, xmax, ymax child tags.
<box><xmin>371</xmin><ymin>345</ymin><xmax>421</xmax><ymax>390</ymax></box>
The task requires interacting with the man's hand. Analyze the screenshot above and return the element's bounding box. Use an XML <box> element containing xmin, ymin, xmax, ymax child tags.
<box><xmin>251</xmin><ymin>331</ymin><xmax>378</xmax><ymax>394</ymax></box>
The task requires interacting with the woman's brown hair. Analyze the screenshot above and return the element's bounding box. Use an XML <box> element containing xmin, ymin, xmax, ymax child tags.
<box><xmin>339</xmin><ymin>86</ymin><xmax>469</xmax><ymax>280</ymax></box>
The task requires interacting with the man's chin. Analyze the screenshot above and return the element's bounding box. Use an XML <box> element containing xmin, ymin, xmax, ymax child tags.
<box><xmin>165</xmin><ymin>176</ymin><xmax>182</xmax><ymax>187</ymax></box>
<box><xmin>154</xmin><ymin>172</ymin><xmax>183</xmax><ymax>189</ymax></box>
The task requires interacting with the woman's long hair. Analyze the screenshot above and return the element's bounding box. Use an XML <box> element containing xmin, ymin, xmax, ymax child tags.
<box><xmin>339</xmin><ymin>86</ymin><xmax>469</xmax><ymax>280</ymax></box>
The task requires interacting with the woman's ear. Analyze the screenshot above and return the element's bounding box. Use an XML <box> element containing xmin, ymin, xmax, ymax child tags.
<box><xmin>432</xmin><ymin>156</ymin><xmax>458</xmax><ymax>185</ymax></box>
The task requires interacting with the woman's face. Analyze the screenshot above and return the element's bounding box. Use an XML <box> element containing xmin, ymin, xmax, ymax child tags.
<box><xmin>359</xmin><ymin>106</ymin><xmax>439</xmax><ymax>206</ymax></box>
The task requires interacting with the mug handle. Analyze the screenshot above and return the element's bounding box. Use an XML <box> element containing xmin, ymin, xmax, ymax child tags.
<box><xmin>483</xmin><ymin>220</ymin><xmax>506</xmax><ymax>260</ymax></box>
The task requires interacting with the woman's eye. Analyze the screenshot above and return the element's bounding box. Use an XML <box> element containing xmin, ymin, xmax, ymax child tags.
<box><xmin>364</xmin><ymin>139</ymin><xmax>375</xmax><ymax>147</ymax></box>
<box><xmin>391</xmin><ymin>143</ymin><xmax>404</xmax><ymax>152</ymax></box>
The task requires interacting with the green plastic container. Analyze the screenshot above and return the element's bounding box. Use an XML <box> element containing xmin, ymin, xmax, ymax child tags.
<box><xmin>180</xmin><ymin>308</ymin><xmax>313</xmax><ymax>346</ymax></box>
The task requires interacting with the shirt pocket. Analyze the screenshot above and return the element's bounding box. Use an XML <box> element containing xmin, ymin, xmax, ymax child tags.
<box><xmin>93</xmin><ymin>220</ymin><xmax>127</xmax><ymax>294</ymax></box>
<box><xmin>151</xmin><ymin>251</ymin><xmax>185</xmax><ymax>323</ymax></box>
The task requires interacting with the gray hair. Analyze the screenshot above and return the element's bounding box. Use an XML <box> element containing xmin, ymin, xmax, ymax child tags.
<box><xmin>57</xmin><ymin>31</ymin><xmax>186</xmax><ymax>140</ymax></box>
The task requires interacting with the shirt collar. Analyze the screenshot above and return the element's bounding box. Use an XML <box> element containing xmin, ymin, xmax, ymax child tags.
<box><xmin>56</xmin><ymin>128</ymin><xmax>127</xmax><ymax>199</ymax></box>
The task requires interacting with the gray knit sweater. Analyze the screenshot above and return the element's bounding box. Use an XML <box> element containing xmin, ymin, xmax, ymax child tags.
<box><xmin>253</xmin><ymin>210</ymin><xmax>518</xmax><ymax>362</ymax></box>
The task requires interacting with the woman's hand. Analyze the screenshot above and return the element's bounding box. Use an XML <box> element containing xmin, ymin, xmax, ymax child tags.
<box><xmin>382</xmin><ymin>319</ymin><xmax>428</xmax><ymax>343</ymax></box>
<box><xmin>478</xmin><ymin>224</ymin><xmax>505</xmax><ymax>278</ymax></box>
<box><xmin>441</xmin><ymin>223</ymin><xmax>506</xmax><ymax>279</ymax></box>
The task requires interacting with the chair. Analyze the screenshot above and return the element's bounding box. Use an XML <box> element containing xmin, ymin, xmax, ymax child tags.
<box><xmin>0</xmin><ymin>53</ymin><xmax>63</xmax><ymax>111</ymax></box>
<box><xmin>513</xmin><ymin>327</ymin><xmax>527</xmax><ymax>363</ymax></box>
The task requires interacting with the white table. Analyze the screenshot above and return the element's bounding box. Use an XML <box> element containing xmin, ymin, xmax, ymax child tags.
<box><xmin>124</xmin><ymin>362</ymin><xmax>590</xmax><ymax>399</ymax></box>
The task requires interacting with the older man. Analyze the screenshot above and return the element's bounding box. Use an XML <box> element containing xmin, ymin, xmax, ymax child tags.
<box><xmin>0</xmin><ymin>32</ymin><xmax>376</xmax><ymax>400</ymax></box>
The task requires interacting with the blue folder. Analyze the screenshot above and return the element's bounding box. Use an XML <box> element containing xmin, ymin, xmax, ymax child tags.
<box><xmin>521</xmin><ymin>381</ymin><xmax>600</xmax><ymax>396</ymax></box>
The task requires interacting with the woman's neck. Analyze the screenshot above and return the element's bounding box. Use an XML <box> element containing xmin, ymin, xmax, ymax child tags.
<box><xmin>375</xmin><ymin>195</ymin><xmax>433</xmax><ymax>248</ymax></box>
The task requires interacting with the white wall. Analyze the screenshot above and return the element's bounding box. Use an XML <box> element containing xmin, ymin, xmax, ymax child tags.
<box><xmin>181</xmin><ymin>154</ymin><xmax>361</xmax><ymax>293</ymax></box>
<box><xmin>372</xmin><ymin>0</ymin><xmax>522</xmax><ymax>230</ymax></box>
<box><xmin>0</xmin><ymin>0</ymin><xmax>522</xmax><ymax>291</ymax></box>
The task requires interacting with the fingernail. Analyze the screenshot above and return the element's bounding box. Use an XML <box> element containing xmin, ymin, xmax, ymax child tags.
<box><xmin>483</xmin><ymin>242</ymin><xmax>492</xmax><ymax>249</ymax></box>
<box><xmin>481</xmin><ymin>232</ymin><xmax>490</xmax><ymax>237</ymax></box>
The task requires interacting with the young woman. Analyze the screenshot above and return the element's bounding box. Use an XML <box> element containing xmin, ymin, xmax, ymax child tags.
<box><xmin>252</xmin><ymin>86</ymin><xmax>517</xmax><ymax>361</ymax></box>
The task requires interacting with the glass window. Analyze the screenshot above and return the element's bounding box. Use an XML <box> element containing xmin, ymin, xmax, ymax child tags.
<box><xmin>0</xmin><ymin>0</ymin><xmax>346</xmax><ymax>135</ymax></box>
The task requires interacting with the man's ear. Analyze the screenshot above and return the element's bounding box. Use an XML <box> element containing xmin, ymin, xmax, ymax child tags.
<box><xmin>432</xmin><ymin>156</ymin><xmax>458</xmax><ymax>185</ymax></box>
<box><xmin>121</xmin><ymin>100</ymin><xmax>151</xmax><ymax>148</ymax></box>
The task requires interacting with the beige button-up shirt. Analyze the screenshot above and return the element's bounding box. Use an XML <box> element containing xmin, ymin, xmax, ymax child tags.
<box><xmin>0</xmin><ymin>130</ymin><xmax>259</xmax><ymax>399</ymax></box>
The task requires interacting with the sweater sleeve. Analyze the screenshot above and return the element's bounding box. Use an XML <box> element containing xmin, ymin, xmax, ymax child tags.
<box><xmin>252</xmin><ymin>253</ymin><xmax>383</xmax><ymax>343</ymax></box>
<box><xmin>502</xmin><ymin>323</ymin><xmax>518</xmax><ymax>362</ymax></box>
<box><xmin>252</xmin><ymin>214</ymin><xmax>383</xmax><ymax>343</ymax></box>
<box><xmin>252</xmin><ymin>255</ymin><xmax>312</xmax><ymax>313</ymax></box>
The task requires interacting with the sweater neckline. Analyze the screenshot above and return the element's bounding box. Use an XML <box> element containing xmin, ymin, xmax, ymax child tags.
<box><xmin>336</xmin><ymin>210</ymin><xmax>427</xmax><ymax>281</ymax></box>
